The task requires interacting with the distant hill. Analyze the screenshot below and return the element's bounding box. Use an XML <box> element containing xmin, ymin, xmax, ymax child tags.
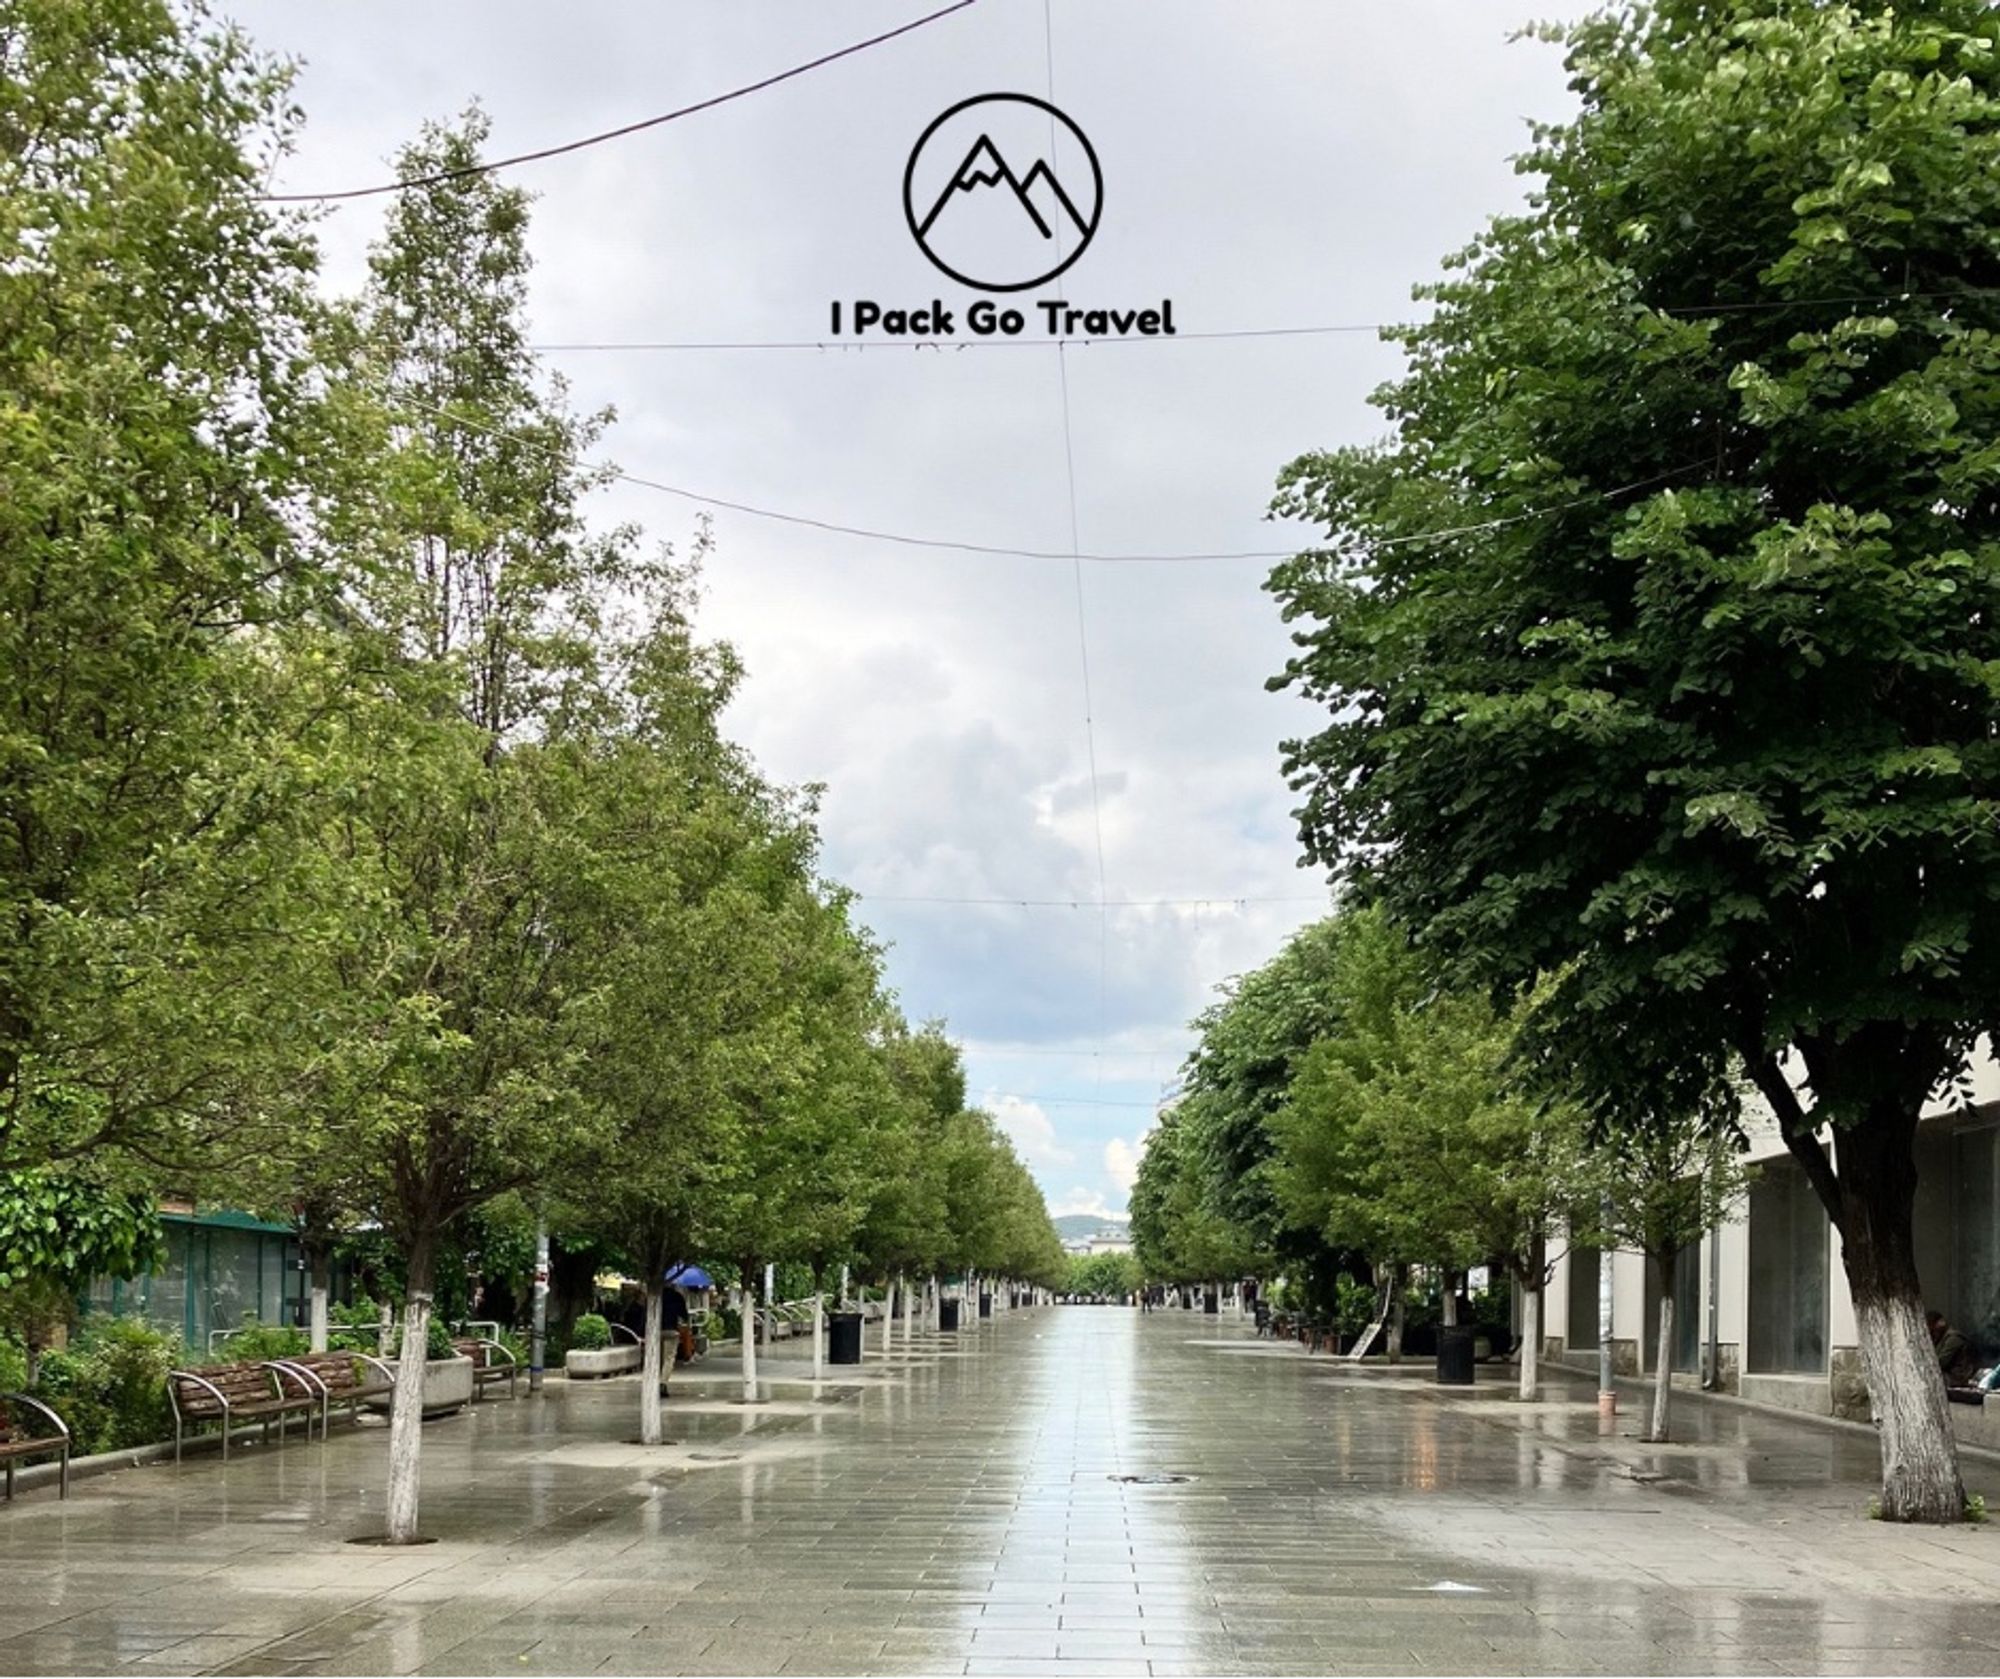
<box><xmin>1053</xmin><ymin>1213</ymin><xmax>1129</xmax><ymax>1240</ymax></box>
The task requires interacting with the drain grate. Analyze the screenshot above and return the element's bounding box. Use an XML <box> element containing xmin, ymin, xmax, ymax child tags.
<box><xmin>1108</xmin><ymin>1472</ymin><xmax>1192</xmax><ymax>1485</ymax></box>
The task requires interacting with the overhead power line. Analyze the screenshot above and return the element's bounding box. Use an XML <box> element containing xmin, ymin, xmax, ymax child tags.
<box><xmin>257</xmin><ymin>0</ymin><xmax>978</xmax><ymax>204</ymax></box>
<box><xmin>390</xmin><ymin>391</ymin><xmax>1697</xmax><ymax>565</ymax></box>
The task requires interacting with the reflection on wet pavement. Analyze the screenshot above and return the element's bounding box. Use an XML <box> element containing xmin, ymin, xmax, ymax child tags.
<box><xmin>1</xmin><ymin>1306</ymin><xmax>1997</xmax><ymax>1675</ymax></box>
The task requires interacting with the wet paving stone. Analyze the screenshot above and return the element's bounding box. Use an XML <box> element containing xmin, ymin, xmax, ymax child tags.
<box><xmin>1</xmin><ymin>1308</ymin><xmax>1998</xmax><ymax>1674</ymax></box>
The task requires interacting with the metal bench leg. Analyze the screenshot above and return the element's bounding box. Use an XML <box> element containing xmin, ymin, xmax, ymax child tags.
<box><xmin>58</xmin><ymin>1444</ymin><xmax>68</xmax><ymax>1500</ymax></box>
<box><xmin>5</xmin><ymin>1459</ymin><xmax>12</xmax><ymax>1502</ymax></box>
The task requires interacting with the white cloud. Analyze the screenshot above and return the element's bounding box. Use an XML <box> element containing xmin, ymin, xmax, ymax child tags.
<box><xmin>987</xmin><ymin>1094</ymin><xmax>1074</xmax><ymax>1167</ymax></box>
<box><xmin>1048</xmin><ymin>1187</ymin><xmax>1116</xmax><ymax>1220</ymax></box>
<box><xmin>1103</xmin><ymin>1132</ymin><xmax>1150</xmax><ymax>1196</ymax></box>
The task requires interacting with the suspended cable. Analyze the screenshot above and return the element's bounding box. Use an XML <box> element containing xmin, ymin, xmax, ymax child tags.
<box><xmin>258</xmin><ymin>0</ymin><xmax>978</xmax><ymax>203</ymax></box>
<box><xmin>389</xmin><ymin>393</ymin><xmax>1699</xmax><ymax>565</ymax></box>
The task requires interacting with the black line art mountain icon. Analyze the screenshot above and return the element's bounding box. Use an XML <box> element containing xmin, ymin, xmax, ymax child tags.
<box><xmin>902</xmin><ymin>94</ymin><xmax>1102</xmax><ymax>292</ymax></box>
<box><xmin>916</xmin><ymin>135</ymin><xmax>1091</xmax><ymax>247</ymax></box>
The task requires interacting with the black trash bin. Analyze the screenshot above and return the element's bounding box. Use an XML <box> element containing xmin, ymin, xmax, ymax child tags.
<box><xmin>939</xmin><ymin>1297</ymin><xmax>961</xmax><ymax>1332</ymax></box>
<box><xmin>828</xmin><ymin>1310</ymin><xmax>864</xmax><ymax>1365</ymax></box>
<box><xmin>1436</xmin><ymin>1325</ymin><xmax>1476</xmax><ymax>1386</ymax></box>
<box><xmin>1203</xmin><ymin>1290</ymin><xmax>1219</xmax><ymax>1315</ymax></box>
<box><xmin>978</xmin><ymin>1291</ymin><xmax>993</xmax><ymax>1320</ymax></box>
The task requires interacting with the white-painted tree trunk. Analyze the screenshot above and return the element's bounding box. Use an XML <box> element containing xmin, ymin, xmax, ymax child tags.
<box><xmin>640</xmin><ymin>1280</ymin><xmax>666</xmax><ymax>1446</ymax></box>
<box><xmin>1855</xmin><ymin>1284</ymin><xmax>1964</xmax><ymax>1520</ymax></box>
<box><xmin>309</xmin><ymin>1280</ymin><xmax>330</xmax><ymax>1354</ymax></box>
<box><xmin>384</xmin><ymin>1288</ymin><xmax>432</xmax><ymax>1543</ymax></box>
<box><xmin>1519</xmin><ymin>1281</ymin><xmax>1542</xmax><ymax>1403</ymax></box>
<box><xmin>1647</xmin><ymin>1289</ymin><xmax>1674</xmax><ymax>1444</ymax></box>
<box><xmin>811</xmin><ymin>1290</ymin><xmax>824</xmax><ymax>1381</ymax></box>
<box><xmin>740</xmin><ymin>1284</ymin><xmax>758</xmax><ymax>1403</ymax></box>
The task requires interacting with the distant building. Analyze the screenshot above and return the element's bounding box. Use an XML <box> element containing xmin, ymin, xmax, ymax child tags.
<box><xmin>1062</xmin><ymin>1226</ymin><xmax>1134</xmax><ymax>1256</ymax></box>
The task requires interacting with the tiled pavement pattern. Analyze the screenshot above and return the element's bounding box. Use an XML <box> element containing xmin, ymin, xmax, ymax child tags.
<box><xmin>3</xmin><ymin>1308</ymin><xmax>2000</xmax><ymax>1676</ymax></box>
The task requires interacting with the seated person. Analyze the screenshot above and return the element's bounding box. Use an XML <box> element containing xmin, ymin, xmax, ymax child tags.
<box><xmin>1927</xmin><ymin>1310</ymin><xmax>1979</xmax><ymax>1386</ymax></box>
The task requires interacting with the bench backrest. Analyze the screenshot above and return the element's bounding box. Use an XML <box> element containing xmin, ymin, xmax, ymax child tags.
<box><xmin>1</xmin><ymin>1402</ymin><xmax>46</xmax><ymax>1445</ymax></box>
<box><xmin>286</xmin><ymin>1353</ymin><xmax>371</xmax><ymax>1397</ymax></box>
<box><xmin>170</xmin><ymin>1363</ymin><xmax>281</xmax><ymax>1417</ymax></box>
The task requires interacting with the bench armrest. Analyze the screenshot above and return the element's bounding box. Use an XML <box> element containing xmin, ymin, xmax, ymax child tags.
<box><xmin>352</xmin><ymin>1352</ymin><xmax>399</xmax><ymax>1387</ymax></box>
<box><xmin>608</xmin><ymin>1323</ymin><xmax>640</xmax><ymax>1345</ymax></box>
<box><xmin>0</xmin><ymin>1392</ymin><xmax>68</xmax><ymax>1441</ymax></box>
<box><xmin>471</xmin><ymin>1338</ymin><xmax>516</xmax><ymax>1369</ymax></box>
<box><xmin>167</xmin><ymin>1369</ymin><xmax>232</xmax><ymax>1420</ymax></box>
<box><xmin>265</xmin><ymin>1360</ymin><xmax>327</xmax><ymax>1400</ymax></box>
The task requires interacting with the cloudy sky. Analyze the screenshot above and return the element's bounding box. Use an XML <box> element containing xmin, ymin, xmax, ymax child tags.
<box><xmin>232</xmin><ymin>1</ymin><xmax>1596</xmax><ymax>1220</ymax></box>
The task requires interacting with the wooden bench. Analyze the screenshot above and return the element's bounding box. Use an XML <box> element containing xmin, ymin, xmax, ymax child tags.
<box><xmin>1</xmin><ymin>1393</ymin><xmax>70</xmax><ymax>1502</ymax></box>
<box><xmin>274</xmin><ymin>1351</ymin><xmax>398</xmax><ymax>1438</ymax></box>
<box><xmin>167</xmin><ymin>1361</ymin><xmax>321</xmax><ymax>1461</ymax></box>
<box><xmin>452</xmin><ymin>1338</ymin><xmax>518</xmax><ymax>1401</ymax></box>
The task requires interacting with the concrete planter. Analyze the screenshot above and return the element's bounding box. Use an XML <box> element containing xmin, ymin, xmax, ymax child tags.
<box><xmin>364</xmin><ymin>1354</ymin><xmax>474</xmax><ymax>1419</ymax></box>
<box><xmin>564</xmin><ymin>1343</ymin><xmax>642</xmax><ymax>1379</ymax></box>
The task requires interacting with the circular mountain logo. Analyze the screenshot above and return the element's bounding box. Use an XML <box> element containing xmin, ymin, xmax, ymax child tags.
<box><xmin>903</xmin><ymin>93</ymin><xmax>1102</xmax><ymax>293</ymax></box>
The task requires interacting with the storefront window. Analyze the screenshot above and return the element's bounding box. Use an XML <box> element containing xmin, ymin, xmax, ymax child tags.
<box><xmin>1953</xmin><ymin>1123</ymin><xmax>2000</xmax><ymax>1356</ymax></box>
<box><xmin>1566</xmin><ymin>1243</ymin><xmax>1600</xmax><ymax>1351</ymax></box>
<box><xmin>1747</xmin><ymin>1159</ymin><xmax>1828</xmax><ymax>1373</ymax></box>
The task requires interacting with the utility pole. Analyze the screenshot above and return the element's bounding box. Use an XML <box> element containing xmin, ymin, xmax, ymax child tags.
<box><xmin>1597</xmin><ymin>1202</ymin><xmax>1616</xmax><ymax>1423</ymax></box>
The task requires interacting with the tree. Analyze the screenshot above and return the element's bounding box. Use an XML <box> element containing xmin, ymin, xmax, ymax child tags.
<box><xmin>0</xmin><ymin>1161</ymin><xmax>159</xmax><ymax>1381</ymax></box>
<box><xmin>290</xmin><ymin>114</ymin><xmax>647</xmax><ymax>1542</ymax></box>
<box><xmin>1067</xmin><ymin>1251</ymin><xmax>1141</xmax><ymax>1300</ymax></box>
<box><xmin>1268</xmin><ymin>1</ymin><xmax>2000</xmax><ymax>1519</ymax></box>
<box><xmin>0</xmin><ymin>0</ymin><xmax>347</xmax><ymax>1171</ymax></box>
<box><xmin>1129</xmin><ymin>1109</ymin><xmax>1258</xmax><ymax>1291</ymax></box>
<box><xmin>1270</xmin><ymin>909</ymin><xmax>1586</xmax><ymax>1390</ymax></box>
<box><xmin>558</xmin><ymin>574</ymin><xmax>770</xmax><ymax>1445</ymax></box>
<box><xmin>1170</xmin><ymin>917</ymin><xmax>1343</xmax><ymax>1281</ymax></box>
<box><xmin>1580</xmin><ymin>1110</ymin><xmax>1754</xmax><ymax>1442</ymax></box>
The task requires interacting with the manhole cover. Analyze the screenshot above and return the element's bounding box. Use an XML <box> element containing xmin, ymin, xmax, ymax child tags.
<box><xmin>1108</xmin><ymin>1472</ymin><xmax>1192</xmax><ymax>1485</ymax></box>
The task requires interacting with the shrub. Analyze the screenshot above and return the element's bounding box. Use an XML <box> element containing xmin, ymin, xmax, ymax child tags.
<box><xmin>570</xmin><ymin>1313</ymin><xmax>611</xmax><ymax>1351</ymax></box>
<box><xmin>219</xmin><ymin>1321</ymin><xmax>309</xmax><ymax>1361</ymax></box>
<box><xmin>35</xmin><ymin>1317</ymin><xmax>180</xmax><ymax>1454</ymax></box>
<box><xmin>392</xmin><ymin>1313</ymin><xmax>456</xmax><ymax>1361</ymax></box>
<box><xmin>0</xmin><ymin>1328</ymin><xmax>26</xmax><ymax>1392</ymax></box>
<box><xmin>1331</xmin><ymin>1275</ymin><xmax>1377</xmax><ymax>1336</ymax></box>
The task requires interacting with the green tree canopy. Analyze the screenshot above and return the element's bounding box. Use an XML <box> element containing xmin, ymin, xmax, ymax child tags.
<box><xmin>1268</xmin><ymin>0</ymin><xmax>2000</xmax><ymax>1519</ymax></box>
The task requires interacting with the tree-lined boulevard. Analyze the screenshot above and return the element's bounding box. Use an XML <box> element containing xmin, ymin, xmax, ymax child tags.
<box><xmin>8</xmin><ymin>0</ymin><xmax>2000</xmax><ymax>1674</ymax></box>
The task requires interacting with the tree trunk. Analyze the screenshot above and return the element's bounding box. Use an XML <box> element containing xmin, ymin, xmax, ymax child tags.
<box><xmin>639</xmin><ymin>1278</ymin><xmax>666</xmax><ymax>1446</ymax></box>
<box><xmin>1834</xmin><ymin>1110</ymin><xmax>1965</xmax><ymax>1522</ymax></box>
<box><xmin>1386</xmin><ymin>1264</ymin><xmax>1406</xmax><ymax>1364</ymax></box>
<box><xmin>1645</xmin><ymin>1250</ymin><xmax>1674</xmax><ymax>1444</ymax></box>
<box><xmin>384</xmin><ymin>1236</ymin><xmax>435</xmax><ymax>1544</ymax></box>
<box><xmin>1441</xmin><ymin>1269</ymin><xmax>1459</xmax><ymax>1328</ymax></box>
<box><xmin>1518</xmin><ymin>1244</ymin><xmax>1543</xmax><ymax>1403</ymax></box>
<box><xmin>740</xmin><ymin>1265</ymin><xmax>759</xmax><ymax>1404</ymax></box>
<box><xmin>306</xmin><ymin>1240</ymin><xmax>332</xmax><ymax>1353</ymax></box>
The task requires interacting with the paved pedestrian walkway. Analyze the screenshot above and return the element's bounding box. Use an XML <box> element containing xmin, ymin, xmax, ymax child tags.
<box><xmin>3</xmin><ymin>1307</ymin><xmax>1999</xmax><ymax>1676</ymax></box>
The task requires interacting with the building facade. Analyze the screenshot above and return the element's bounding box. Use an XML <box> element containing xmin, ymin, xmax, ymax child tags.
<box><xmin>1542</xmin><ymin>1053</ymin><xmax>2000</xmax><ymax>1450</ymax></box>
<box><xmin>84</xmin><ymin>1207</ymin><xmax>305</xmax><ymax>1355</ymax></box>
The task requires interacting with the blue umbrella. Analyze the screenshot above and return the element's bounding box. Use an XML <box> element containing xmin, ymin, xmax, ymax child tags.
<box><xmin>665</xmin><ymin>1263</ymin><xmax>712</xmax><ymax>1289</ymax></box>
